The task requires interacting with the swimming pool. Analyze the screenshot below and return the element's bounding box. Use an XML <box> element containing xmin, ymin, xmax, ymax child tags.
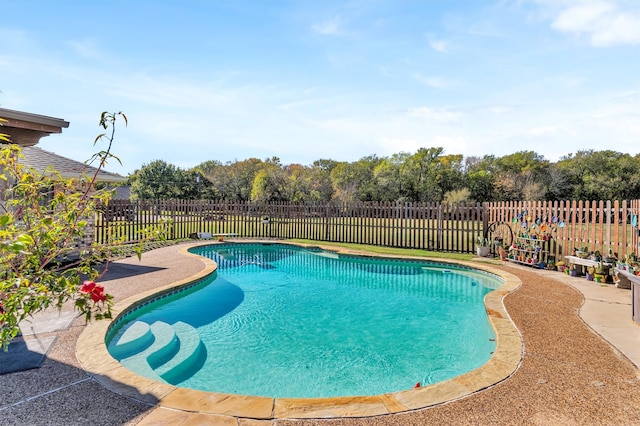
<box><xmin>106</xmin><ymin>243</ymin><xmax>503</xmax><ymax>399</ymax></box>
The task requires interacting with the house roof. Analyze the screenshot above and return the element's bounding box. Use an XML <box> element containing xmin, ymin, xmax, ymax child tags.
<box><xmin>20</xmin><ymin>146</ymin><xmax>127</xmax><ymax>183</ymax></box>
<box><xmin>0</xmin><ymin>108</ymin><xmax>70</xmax><ymax>147</ymax></box>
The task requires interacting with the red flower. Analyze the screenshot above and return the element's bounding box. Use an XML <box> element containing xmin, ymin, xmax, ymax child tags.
<box><xmin>81</xmin><ymin>281</ymin><xmax>106</xmax><ymax>303</ymax></box>
<box><xmin>90</xmin><ymin>285</ymin><xmax>107</xmax><ymax>303</ymax></box>
<box><xmin>81</xmin><ymin>281</ymin><xmax>96</xmax><ymax>293</ymax></box>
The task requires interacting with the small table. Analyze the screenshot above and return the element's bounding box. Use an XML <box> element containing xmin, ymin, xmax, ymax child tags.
<box><xmin>564</xmin><ymin>255</ymin><xmax>613</xmax><ymax>277</ymax></box>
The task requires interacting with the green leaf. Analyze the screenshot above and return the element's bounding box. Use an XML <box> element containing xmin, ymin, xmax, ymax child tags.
<box><xmin>17</xmin><ymin>234</ymin><xmax>34</xmax><ymax>244</ymax></box>
<box><xmin>5</xmin><ymin>242</ymin><xmax>24</xmax><ymax>253</ymax></box>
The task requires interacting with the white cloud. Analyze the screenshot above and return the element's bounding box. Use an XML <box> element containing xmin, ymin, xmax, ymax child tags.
<box><xmin>66</xmin><ymin>39</ymin><xmax>110</xmax><ymax>63</ymax></box>
<box><xmin>427</xmin><ymin>135</ymin><xmax>468</xmax><ymax>153</ymax></box>
<box><xmin>482</xmin><ymin>105</ymin><xmax>514</xmax><ymax>115</ymax></box>
<box><xmin>428</xmin><ymin>35</ymin><xmax>450</xmax><ymax>53</ymax></box>
<box><xmin>526</xmin><ymin>125</ymin><xmax>564</xmax><ymax>136</ymax></box>
<box><xmin>312</xmin><ymin>15</ymin><xmax>344</xmax><ymax>35</ymax></box>
<box><xmin>542</xmin><ymin>0</ymin><xmax>640</xmax><ymax>46</ymax></box>
<box><xmin>413</xmin><ymin>73</ymin><xmax>449</xmax><ymax>89</ymax></box>
<box><xmin>379</xmin><ymin>137</ymin><xmax>421</xmax><ymax>154</ymax></box>
<box><xmin>408</xmin><ymin>107</ymin><xmax>462</xmax><ymax>123</ymax></box>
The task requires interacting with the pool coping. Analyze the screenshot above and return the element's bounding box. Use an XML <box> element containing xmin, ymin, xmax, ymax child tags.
<box><xmin>76</xmin><ymin>241</ymin><xmax>523</xmax><ymax>420</ymax></box>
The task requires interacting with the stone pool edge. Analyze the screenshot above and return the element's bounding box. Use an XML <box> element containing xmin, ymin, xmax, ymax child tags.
<box><xmin>76</xmin><ymin>241</ymin><xmax>523</xmax><ymax>420</ymax></box>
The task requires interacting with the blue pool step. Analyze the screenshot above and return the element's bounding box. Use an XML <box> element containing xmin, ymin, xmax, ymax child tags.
<box><xmin>156</xmin><ymin>321</ymin><xmax>205</xmax><ymax>381</ymax></box>
<box><xmin>111</xmin><ymin>320</ymin><xmax>204</xmax><ymax>384</ymax></box>
<box><xmin>108</xmin><ymin>321</ymin><xmax>154</xmax><ymax>360</ymax></box>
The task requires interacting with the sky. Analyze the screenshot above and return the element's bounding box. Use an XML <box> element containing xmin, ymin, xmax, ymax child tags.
<box><xmin>1</xmin><ymin>0</ymin><xmax>639</xmax><ymax>176</ymax></box>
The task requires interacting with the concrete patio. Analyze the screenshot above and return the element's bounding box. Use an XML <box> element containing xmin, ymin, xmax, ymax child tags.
<box><xmin>1</xmin><ymin>241</ymin><xmax>639</xmax><ymax>425</ymax></box>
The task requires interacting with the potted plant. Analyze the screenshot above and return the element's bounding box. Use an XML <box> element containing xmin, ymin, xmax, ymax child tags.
<box><xmin>476</xmin><ymin>236</ymin><xmax>491</xmax><ymax>257</ymax></box>
<box><xmin>569</xmin><ymin>264</ymin><xmax>579</xmax><ymax>277</ymax></box>
<box><xmin>498</xmin><ymin>245</ymin><xmax>507</xmax><ymax>261</ymax></box>
<box><xmin>586</xmin><ymin>266</ymin><xmax>595</xmax><ymax>281</ymax></box>
<box><xmin>594</xmin><ymin>262</ymin><xmax>606</xmax><ymax>283</ymax></box>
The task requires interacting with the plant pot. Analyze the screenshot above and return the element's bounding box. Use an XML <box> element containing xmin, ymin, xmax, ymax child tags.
<box><xmin>570</xmin><ymin>270</ymin><xmax>578</xmax><ymax>277</ymax></box>
<box><xmin>557</xmin><ymin>265</ymin><xmax>565</xmax><ymax>273</ymax></box>
<box><xmin>585</xmin><ymin>273</ymin><xmax>594</xmax><ymax>281</ymax></box>
<box><xmin>476</xmin><ymin>246</ymin><xmax>491</xmax><ymax>257</ymax></box>
<box><xmin>594</xmin><ymin>274</ymin><xmax>605</xmax><ymax>283</ymax></box>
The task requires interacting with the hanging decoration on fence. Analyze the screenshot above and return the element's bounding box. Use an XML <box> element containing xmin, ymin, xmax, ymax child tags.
<box><xmin>509</xmin><ymin>210</ymin><xmax>560</xmax><ymax>241</ymax></box>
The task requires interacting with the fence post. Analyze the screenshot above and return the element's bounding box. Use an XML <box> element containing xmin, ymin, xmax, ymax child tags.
<box><xmin>482</xmin><ymin>202</ymin><xmax>489</xmax><ymax>234</ymax></box>
<box><xmin>437</xmin><ymin>203</ymin><xmax>443</xmax><ymax>250</ymax></box>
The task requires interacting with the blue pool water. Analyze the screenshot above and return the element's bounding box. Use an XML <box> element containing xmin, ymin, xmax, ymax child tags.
<box><xmin>106</xmin><ymin>243</ymin><xmax>501</xmax><ymax>398</ymax></box>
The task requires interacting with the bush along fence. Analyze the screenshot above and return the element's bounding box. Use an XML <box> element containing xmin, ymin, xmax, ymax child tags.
<box><xmin>93</xmin><ymin>199</ymin><xmax>640</xmax><ymax>260</ymax></box>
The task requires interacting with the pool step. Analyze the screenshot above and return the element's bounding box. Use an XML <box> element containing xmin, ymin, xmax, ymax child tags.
<box><xmin>119</xmin><ymin>321</ymin><xmax>177</xmax><ymax>383</ymax></box>
<box><xmin>114</xmin><ymin>320</ymin><xmax>203</xmax><ymax>384</ymax></box>
<box><xmin>146</xmin><ymin>321</ymin><xmax>181</xmax><ymax>370</ymax></box>
<box><xmin>109</xmin><ymin>320</ymin><xmax>154</xmax><ymax>360</ymax></box>
<box><xmin>156</xmin><ymin>321</ymin><xmax>205</xmax><ymax>382</ymax></box>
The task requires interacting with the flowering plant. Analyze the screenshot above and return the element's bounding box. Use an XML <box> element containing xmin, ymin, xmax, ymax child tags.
<box><xmin>81</xmin><ymin>281</ymin><xmax>107</xmax><ymax>303</ymax></box>
<box><xmin>76</xmin><ymin>281</ymin><xmax>112</xmax><ymax>319</ymax></box>
<box><xmin>0</xmin><ymin>112</ymin><xmax>125</xmax><ymax>349</ymax></box>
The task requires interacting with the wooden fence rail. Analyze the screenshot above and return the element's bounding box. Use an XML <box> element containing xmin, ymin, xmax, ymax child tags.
<box><xmin>94</xmin><ymin>199</ymin><xmax>640</xmax><ymax>259</ymax></box>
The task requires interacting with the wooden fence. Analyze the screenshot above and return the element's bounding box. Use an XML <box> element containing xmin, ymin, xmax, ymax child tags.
<box><xmin>94</xmin><ymin>199</ymin><xmax>640</xmax><ymax>259</ymax></box>
<box><xmin>486</xmin><ymin>200</ymin><xmax>640</xmax><ymax>262</ymax></box>
<box><xmin>95</xmin><ymin>200</ymin><xmax>484</xmax><ymax>254</ymax></box>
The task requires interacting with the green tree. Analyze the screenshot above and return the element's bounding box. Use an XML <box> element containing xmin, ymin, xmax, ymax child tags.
<box><xmin>401</xmin><ymin>147</ymin><xmax>444</xmax><ymax>201</ymax></box>
<box><xmin>556</xmin><ymin>150</ymin><xmax>640</xmax><ymax>200</ymax></box>
<box><xmin>306</xmin><ymin>159</ymin><xmax>337</xmax><ymax>202</ymax></box>
<box><xmin>434</xmin><ymin>154</ymin><xmax>465</xmax><ymax>198</ymax></box>
<box><xmin>492</xmin><ymin>151</ymin><xmax>549</xmax><ymax>201</ymax></box>
<box><xmin>129</xmin><ymin>160</ymin><xmax>182</xmax><ymax>199</ymax></box>
<box><xmin>373</xmin><ymin>153</ymin><xmax>409</xmax><ymax>202</ymax></box>
<box><xmin>465</xmin><ymin>155</ymin><xmax>496</xmax><ymax>202</ymax></box>
<box><xmin>546</xmin><ymin>163</ymin><xmax>573</xmax><ymax>200</ymax></box>
<box><xmin>284</xmin><ymin>164</ymin><xmax>313</xmax><ymax>203</ymax></box>
<box><xmin>205</xmin><ymin>158</ymin><xmax>264</xmax><ymax>201</ymax></box>
<box><xmin>250</xmin><ymin>160</ymin><xmax>289</xmax><ymax>202</ymax></box>
<box><xmin>442</xmin><ymin>188</ymin><xmax>472</xmax><ymax>204</ymax></box>
<box><xmin>330</xmin><ymin>155</ymin><xmax>383</xmax><ymax>203</ymax></box>
<box><xmin>193</xmin><ymin>160</ymin><xmax>222</xmax><ymax>176</ymax></box>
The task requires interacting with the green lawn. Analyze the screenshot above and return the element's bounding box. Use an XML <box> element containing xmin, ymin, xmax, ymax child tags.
<box><xmin>288</xmin><ymin>239</ymin><xmax>475</xmax><ymax>261</ymax></box>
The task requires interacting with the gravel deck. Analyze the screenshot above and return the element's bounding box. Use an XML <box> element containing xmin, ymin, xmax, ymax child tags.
<box><xmin>1</xmin><ymin>242</ymin><xmax>639</xmax><ymax>425</ymax></box>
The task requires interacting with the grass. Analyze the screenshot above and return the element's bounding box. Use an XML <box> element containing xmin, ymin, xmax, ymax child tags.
<box><xmin>288</xmin><ymin>239</ymin><xmax>475</xmax><ymax>261</ymax></box>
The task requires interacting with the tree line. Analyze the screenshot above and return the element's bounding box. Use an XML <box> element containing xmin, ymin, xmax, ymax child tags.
<box><xmin>126</xmin><ymin>148</ymin><xmax>640</xmax><ymax>203</ymax></box>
